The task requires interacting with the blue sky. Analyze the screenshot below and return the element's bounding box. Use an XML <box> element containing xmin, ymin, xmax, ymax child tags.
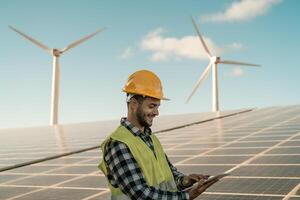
<box><xmin>0</xmin><ymin>0</ymin><xmax>299</xmax><ymax>129</ymax></box>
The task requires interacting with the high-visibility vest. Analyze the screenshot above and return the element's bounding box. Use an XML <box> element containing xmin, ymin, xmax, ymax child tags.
<box><xmin>99</xmin><ymin>126</ymin><xmax>177</xmax><ymax>199</ymax></box>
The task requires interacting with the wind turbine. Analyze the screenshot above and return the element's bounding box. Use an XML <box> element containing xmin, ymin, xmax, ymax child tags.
<box><xmin>186</xmin><ymin>17</ymin><xmax>260</xmax><ymax>112</ymax></box>
<box><xmin>9</xmin><ymin>26</ymin><xmax>105</xmax><ymax>125</ymax></box>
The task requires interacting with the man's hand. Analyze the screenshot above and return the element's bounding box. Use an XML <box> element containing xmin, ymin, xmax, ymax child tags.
<box><xmin>188</xmin><ymin>178</ymin><xmax>219</xmax><ymax>200</ymax></box>
<box><xmin>182</xmin><ymin>174</ymin><xmax>210</xmax><ymax>187</ymax></box>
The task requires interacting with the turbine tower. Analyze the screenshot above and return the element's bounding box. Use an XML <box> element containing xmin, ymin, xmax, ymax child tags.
<box><xmin>10</xmin><ymin>26</ymin><xmax>105</xmax><ymax>125</ymax></box>
<box><xmin>186</xmin><ymin>17</ymin><xmax>260</xmax><ymax>112</ymax></box>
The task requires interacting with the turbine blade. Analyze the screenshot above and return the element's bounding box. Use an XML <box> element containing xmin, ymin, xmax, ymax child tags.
<box><xmin>220</xmin><ymin>60</ymin><xmax>260</xmax><ymax>67</ymax></box>
<box><xmin>186</xmin><ymin>63</ymin><xmax>212</xmax><ymax>103</ymax></box>
<box><xmin>190</xmin><ymin>16</ymin><xmax>212</xmax><ymax>58</ymax></box>
<box><xmin>61</xmin><ymin>28</ymin><xmax>105</xmax><ymax>53</ymax></box>
<box><xmin>9</xmin><ymin>25</ymin><xmax>51</xmax><ymax>52</ymax></box>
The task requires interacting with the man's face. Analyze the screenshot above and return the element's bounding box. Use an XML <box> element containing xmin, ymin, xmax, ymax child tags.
<box><xmin>135</xmin><ymin>97</ymin><xmax>160</xmax><ymax>128</ymax></box>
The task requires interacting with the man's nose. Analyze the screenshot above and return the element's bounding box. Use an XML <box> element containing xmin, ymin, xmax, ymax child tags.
<box><xmin>154</xmin><ymin>108</ymin><xmax>159</xmax><ymax>116</ymax></box>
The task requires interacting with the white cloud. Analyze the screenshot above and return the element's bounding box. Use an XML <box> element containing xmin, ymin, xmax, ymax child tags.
<box><xmin>140</xmin><ymin>28</ymin><xmax>223</xmax><ymax>62</ymax></box>
<box><xmin>201</xmin><ymin>0</ymin><xmax>282</xmax><ymax>22</ymax></box>
<box><xmin>119</xmin><ymin>47</ymin><xmax>133</xmax><ymax>59</ymax></box>
<box><xmin>151</xmin><ymin>52</ymin><xmax>168</xmax><ymax>62</ymax></box>
<box><xmin>226</xmin><ymin>67</ymin><xmax>244</xmax><ymax>77</ymax></box>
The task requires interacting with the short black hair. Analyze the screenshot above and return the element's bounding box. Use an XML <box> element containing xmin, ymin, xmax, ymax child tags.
<box><xmin>126</xmin><ymin>94</ymin><xmax>145</xmax><ymax>105</ymax></box>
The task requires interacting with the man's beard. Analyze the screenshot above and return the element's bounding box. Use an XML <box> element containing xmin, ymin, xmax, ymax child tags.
<box><xmin>136</xmin><ymin>106</ymin><xmax>151</xmax><ymax>128</ymax></box>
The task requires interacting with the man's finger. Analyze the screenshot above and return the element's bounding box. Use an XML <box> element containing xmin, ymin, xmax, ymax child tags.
<box><xmin>196</xmin><ymin>179</ymin><xmax>205</xmax><ymax>188</ymax></box>
<box><xmin>189</xmin><ymin>174</ymin><xmax>210</xmax><ymax>181</ymax></box>
<box><xmin>203</xmin><ymin>175</ymin><xmax>210</xmax><ymax>179</ymax></box>
<box><xmin>197</xmin><ymin>179</ymin><xmax>219</xmax><ymax>192</ymax></box>
<box><xmin>189</xmin><ymin>175</ymin><xmax>201</xmax><ymax>182</ymax></box>
<box><xmin>197</xmin><ymin>174</ymin><xmax>210</xmax><ymax>180</ymax></box>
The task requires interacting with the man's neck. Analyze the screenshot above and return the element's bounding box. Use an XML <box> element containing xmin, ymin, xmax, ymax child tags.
<box><xmin>127</xmin><ymin>116</ymin><xmax>145</xmax><ymax>133</ymax></box>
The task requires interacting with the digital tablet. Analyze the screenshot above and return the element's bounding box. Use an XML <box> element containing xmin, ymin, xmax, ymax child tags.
<box><xmin>183</xmin><ymin>173</ymin><xmax>230</xmax><ymax>192</ymax></box>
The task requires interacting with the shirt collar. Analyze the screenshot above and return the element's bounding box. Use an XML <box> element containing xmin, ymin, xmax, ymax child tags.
<box><xmin>120</xmin><ymin>117</ymin><xmax>152</xmax><ymax>136</ymax></box>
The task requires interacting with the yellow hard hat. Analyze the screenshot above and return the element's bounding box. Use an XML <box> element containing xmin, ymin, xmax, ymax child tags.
<box><xmin>123</xmin><ymin>70</ymin><xmax>169</xmax><ymax>100</ymax></box>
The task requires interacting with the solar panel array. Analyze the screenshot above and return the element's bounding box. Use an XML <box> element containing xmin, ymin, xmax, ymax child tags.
<box><xmin>0</xmin><ymin>109</ymin><xmax>245</xmax><ymax>171</ymax></box>
<box><xmin>1</xmin><ymin>105</ymin><xmax>300</xmax><ymax>200</ymax></box>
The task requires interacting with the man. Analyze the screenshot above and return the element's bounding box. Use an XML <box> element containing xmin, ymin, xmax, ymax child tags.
<box><xmin>99</xmin><ymin>70</ymin><xmax>218</xmax><ymax>199</ymax></box>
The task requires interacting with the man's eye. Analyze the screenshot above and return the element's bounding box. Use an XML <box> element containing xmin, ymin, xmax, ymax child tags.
<box><xmin>149</xmin><ymin>105</ymin><xmax>156</xmax><ymax>109</ymax></box>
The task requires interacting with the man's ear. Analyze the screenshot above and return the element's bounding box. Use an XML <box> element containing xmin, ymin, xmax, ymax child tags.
<box><xmin>129</xmin><ymin>97</ymin><xmax>138</xmax><ymax>111</ymax></box>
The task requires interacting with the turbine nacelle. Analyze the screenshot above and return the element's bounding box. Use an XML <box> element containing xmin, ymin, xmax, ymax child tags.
<box><xmin>52</xmin><ymin>49</ymin><xmax>62</xmax><ymax>57</ymax></box>
<box><xmin>211</xmin><ymin>56</ymin><xmax>221</xmax><ymax>64</ymax></box>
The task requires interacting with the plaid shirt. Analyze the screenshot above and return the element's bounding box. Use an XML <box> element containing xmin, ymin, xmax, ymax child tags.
<box><xmin>104</xmin><ymin>118</ymin><xmax>189</xmax><ymax>200</ymax></box>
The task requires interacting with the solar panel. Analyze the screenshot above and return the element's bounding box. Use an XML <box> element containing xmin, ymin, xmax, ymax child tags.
<box><xmin>0</xmin><ymin>149</ymin><xmax>106</xmax><ymax>200</ymax></box>
<box><xmin>250</xmin><ymin>155</ymin><xmax>300</xmax><ymax>164</ymax></box>
<box><xmin>1</xmin><ymin>105</ymin><xmax>300</xmax><ymax>199</ymax></box>
<box><xmin>199</xmin><ymin>194</ymin><xmax>283</xmax><ymax>200</ymax></box>
<box><xmin>207</xmin><ymin>177</ymin><xmax>298</xmax><ymax>194</ymax></box>
<box><xmin>0</xmin><ymin>109</ymin><xmax>244</xmax><ymax>172</ymax></box>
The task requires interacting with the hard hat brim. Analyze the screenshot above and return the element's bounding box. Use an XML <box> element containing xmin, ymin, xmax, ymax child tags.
<box><xmin>123</xmin><ymin>90</ymin><xmax>170</xmax><ymax>101</ymax></box>
<box><xmin>161</xmin><ymin>97</ymin><xmax>170</xmax><ymax>101</ymax></box>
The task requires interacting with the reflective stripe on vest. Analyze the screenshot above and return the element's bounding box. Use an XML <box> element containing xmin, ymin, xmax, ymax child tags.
<box><xmin>98</xmin><ymin>126</ymin><xmax>178</xmax><ymax>197</ymax></box>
